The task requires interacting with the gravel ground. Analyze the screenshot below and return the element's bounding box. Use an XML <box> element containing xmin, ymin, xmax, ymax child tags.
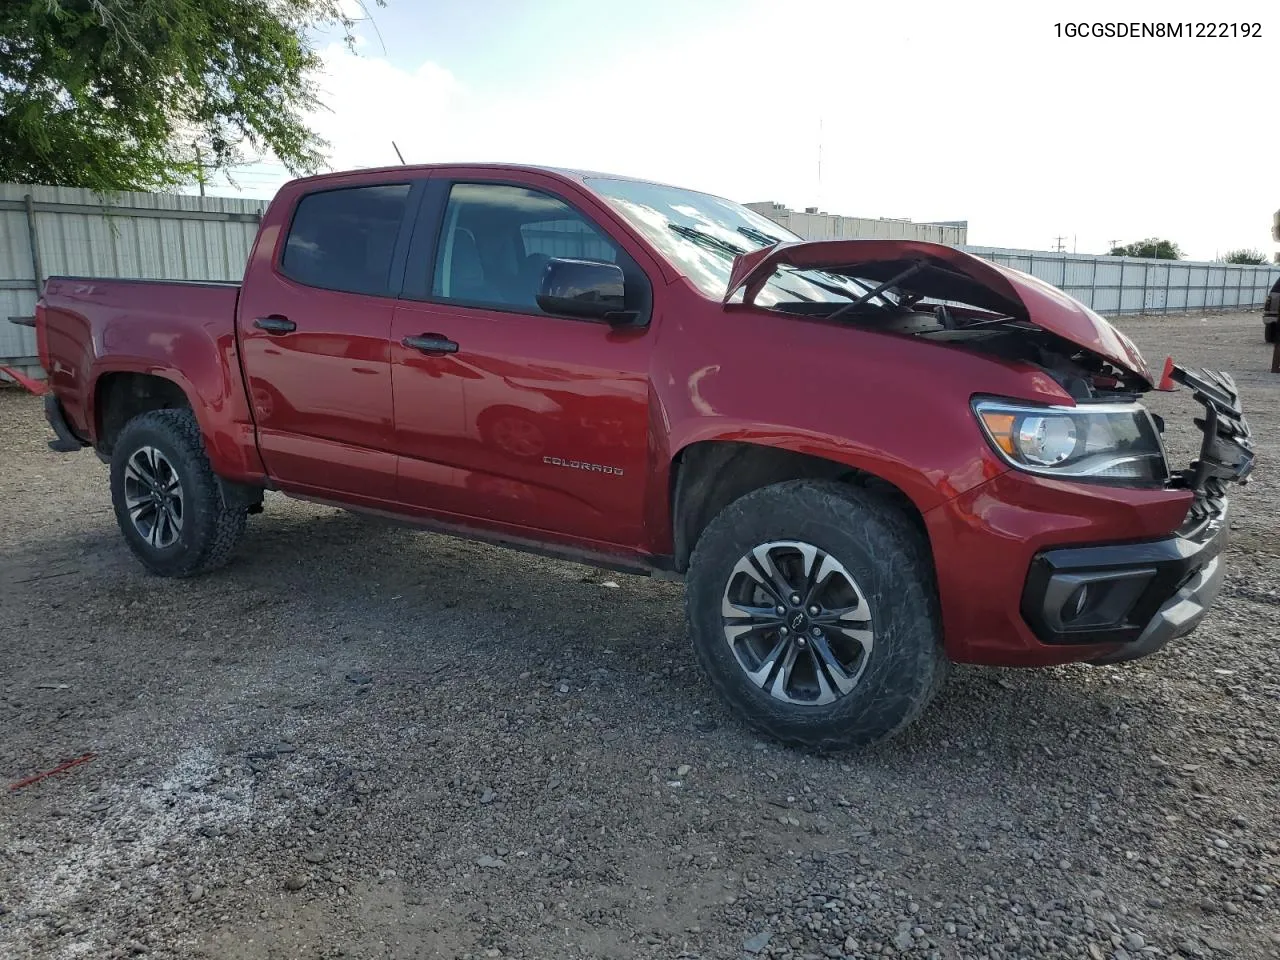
<box><xmin>1</xmin><ymin>309</ymin><xmax>1277</xmax><ymax>960</ymax></box>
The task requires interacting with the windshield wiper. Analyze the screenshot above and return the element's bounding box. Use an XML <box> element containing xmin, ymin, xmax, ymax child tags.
<box><xmin>736</xmin><ymin>225</ymin><xmax>782</xmax><ymax>247</ymax></box>
<box><xmin>668</xmin><ymin>222</ymin><xmax>746</xmax><ymax>258</ymax></box>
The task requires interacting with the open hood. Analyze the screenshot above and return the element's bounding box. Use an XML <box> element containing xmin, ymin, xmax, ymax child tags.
<box><xmin>724</xmin><ymin>239</ymin><xmax>1152</xmax><ymax>387</ymax></box>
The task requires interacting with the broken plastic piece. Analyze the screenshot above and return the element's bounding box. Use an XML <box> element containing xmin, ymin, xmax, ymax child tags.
<box><xmin>0</xmin><ymin>364</ymin><xmax>49</xmax><ymax>396</ymax></box>
<box><xmin>8</xmin><ymin>752</ymin><xmax>95</xmax><ymax>792</ymax></box>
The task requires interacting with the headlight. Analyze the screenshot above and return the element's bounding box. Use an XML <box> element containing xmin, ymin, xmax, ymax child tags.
<box><xmin>974</xmin><ymin>399</ymin><xmax>1169</xmax><ymax>483</ymax></box>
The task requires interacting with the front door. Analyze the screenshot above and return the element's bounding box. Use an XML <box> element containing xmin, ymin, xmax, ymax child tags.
<box><xmin>390</xmin><ymin>180</ymin><xmax>654</xmax><ymax>547</ymax></box>
<box><xmin>237</xmin><ymin>180</ymin><xmax>416</xmax><ymax>500</ymax></box>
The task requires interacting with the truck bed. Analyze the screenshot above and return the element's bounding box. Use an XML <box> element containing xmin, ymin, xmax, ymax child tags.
<box><xmin>40</xmin><ymin>276</ymin><xmax>244</xmax><ymax>448</ymax></box>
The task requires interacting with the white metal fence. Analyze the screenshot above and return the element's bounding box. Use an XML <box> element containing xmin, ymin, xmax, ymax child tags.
<box><xmin>1</xmin><ymin>183</ymin><xmax>264</xmax><ymax>376</ymax></box>
<box><xmin>961</xmin><ymin>245</ymin><xmax>1279</xmax><ymax>316</ymax></box>
<box><xmin>3</xmin><ymin>183</ymin><xmax>1279</xmax><ymax>378</ymax></box>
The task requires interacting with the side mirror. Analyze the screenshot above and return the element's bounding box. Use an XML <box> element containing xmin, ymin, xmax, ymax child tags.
<box><xmin>536</xmin><ymin>258</ymin><xmax>633</xmax><ymax>323</ymax></box>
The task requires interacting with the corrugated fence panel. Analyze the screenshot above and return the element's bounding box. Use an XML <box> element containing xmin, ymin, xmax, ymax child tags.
<box><xmin>1</xmin><ymin>182</ymin><xmax>264</xmax><ymax>374</ymax></box>
<box><xmin>135</xmin><ymin>218</ymin><xmax>168</xmax><ymax>279</ymax></box>
<box><xmin>1</xmin><ymin>204</ymin><xmax>33</xmax><ymax>280</ymax></box>
<box><xmin>1064</xmin><ymin>259</ymin><xmax>1094</xmax><ymax>286</ymax></box>
<box><xmin>1092</xmin><ymin>285</ymin><xmax>1121</xmax><ymax>314</ymax></box>
<box><xmin>1036</xmin><ymin>258</ymin><xmax>1066</xmax><ymax>286</ymax></box>
<box><xmin>963</xmin><ymin>245</ymin><xmax>1280</xmax><ymax>317</ymax></box>
<box><xmin>0</xmin><ymin>288</ymin><xmax>36</xmax><ymax>360</ymax></box>
<box><xmin>114</xmin><ymin>217</ymin><xmax>144</xmax><ymax>279</ymax></box>
<box><xmin>1094</xmin><ymin>261</ymin><xmax>1124</xmax><ymax>286</ymax></box>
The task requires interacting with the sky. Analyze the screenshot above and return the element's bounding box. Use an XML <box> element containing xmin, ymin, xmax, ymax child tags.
<box><xmin>205</xmin><ymin>0</ymin><xmax>1279</xmax><ymax>262</ymax></box>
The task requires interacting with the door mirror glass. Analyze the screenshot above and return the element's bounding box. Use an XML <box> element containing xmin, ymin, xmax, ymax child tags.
<box><xmin>535</xmin><ymin>258</ymin><xmax>632</xmax><ymax>323</ymax></box>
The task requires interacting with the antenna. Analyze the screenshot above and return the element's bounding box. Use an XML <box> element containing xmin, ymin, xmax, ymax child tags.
<box><xmin>392</xmin><ymin>141</ymin><xmax>406</xmax><ymax>165</ymax></box>
<box><xmin>817</xmin><ymin>116</ymin><xmax>823</xmax><ymax>209</ymax></box>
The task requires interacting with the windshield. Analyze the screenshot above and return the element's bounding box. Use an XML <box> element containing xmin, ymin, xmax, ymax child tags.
<box><xmin>584</xmin><ymin>177</ymin><xmax>886</xmax><ymax>307</ymax></box>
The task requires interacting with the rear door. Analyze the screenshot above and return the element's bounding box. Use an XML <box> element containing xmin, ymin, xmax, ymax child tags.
<box><xmin>237</xmin><ymin>177</ymin><xmax>421</xmax><ymax>499</ymax></box>
<box><xmin>389</xmin><ymin>176</ymin><xmax>656</xmax><ymax>547</ymax></box>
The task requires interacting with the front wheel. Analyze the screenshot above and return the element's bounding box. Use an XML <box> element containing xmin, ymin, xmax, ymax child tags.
<box><xmin>109</xmin><ymin>409</ymin><xmax>248</xmax><ymax>577</ymax></box>
<box><xmin>686</xmin><ymin>480</ymin><xmax>947</xmax><ymax>749</ymax></box>
<box><xmin>1265</xmin><ymin>320</ymin><xmax>1278</xmax><ymax>344</ymax></box>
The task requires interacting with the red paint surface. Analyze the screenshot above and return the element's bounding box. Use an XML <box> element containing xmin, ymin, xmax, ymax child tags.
<box><xmin>40</xmin><ymin>277</ymin><xmax>265</xmax><ymax>481</ymax></box>
<box><xmin>0</xmin><ymin>364</ymin><xmax>48</xmax><ymax>396</ymax></box>
<box><xmin>36</xmin><ymin>163</ymin><xmax>1199</xmax><ymax>667</ymax></box>
<box><xmin>925</xmin><ymin>470</ymin><xmax>1192</xmax><ymax>665</ymax></box>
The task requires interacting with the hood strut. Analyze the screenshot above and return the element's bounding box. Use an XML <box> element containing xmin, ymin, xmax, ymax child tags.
<box><xmin>829</xmin><ymin>260</ymin><xmax>926</xmax><ymax>321</ymax></box>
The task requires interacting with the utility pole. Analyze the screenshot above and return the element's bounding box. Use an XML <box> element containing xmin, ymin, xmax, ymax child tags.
<box><xmin>194</xmin><ymin>145</ymin><xmax>206</xmax><ymax>197</ymax></box>
<box><xmin>1052</xmin><ymin>235</ymin><xmax>1067</xmax><ymax>252</ymax></box>
<box><xmin>1107</xmin><ymin>239</ymin><xmax>1119</xmax><ymax>254</ymax></box>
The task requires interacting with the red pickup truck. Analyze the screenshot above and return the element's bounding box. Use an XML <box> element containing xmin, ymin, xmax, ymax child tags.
<box><xmin>35</xmin><ymin>164</ymin><xmax>1254</xmax><ymax>747</ymax></box>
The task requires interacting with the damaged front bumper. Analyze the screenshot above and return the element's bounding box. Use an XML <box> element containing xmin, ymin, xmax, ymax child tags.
<box><xmin>1021</xmin><ymin>366</ymin><xmax>1253</xmax><ymax>662</ymax></box>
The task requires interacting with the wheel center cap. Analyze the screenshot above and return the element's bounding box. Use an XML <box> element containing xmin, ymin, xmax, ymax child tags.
<box><xmin>789</xmin><ymin>610</ymin><xmax>810</xmax><ymax>633</ymax></box>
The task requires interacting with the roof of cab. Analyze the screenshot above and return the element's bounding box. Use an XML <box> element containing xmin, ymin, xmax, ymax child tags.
<box><xmin>283</xmin><ymin>162</ymin><xmax>684</xmax><ymax>192</ymax></box>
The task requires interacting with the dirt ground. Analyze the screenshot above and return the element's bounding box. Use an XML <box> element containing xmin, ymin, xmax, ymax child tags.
<box><xmin>1</xmin><ymin>310</ymin><xmax>1277</xmax><ymax>960</ymax></box>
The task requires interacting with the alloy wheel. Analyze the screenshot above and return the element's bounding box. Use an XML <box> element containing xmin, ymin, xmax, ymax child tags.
<box><xmin>721</xmin><ymin>540</ymin><xmax>874</xmax><ymax>705</ymax></box>
<box><xmin>123</xmin><ymin>446</ymin><xmax>184</xmax><ymax>549</ymax></box>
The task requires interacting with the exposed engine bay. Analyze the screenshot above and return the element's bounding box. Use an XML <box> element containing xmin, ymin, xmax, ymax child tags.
<box><xmin>752</xmin><ymin>251</ymin><xmax>1153</xmax><ymax>400</ymax></box>
<box><xmin>867</xmin><ymin>305</ymin><xmax>1144</xmax><ymax>402</ymax></box>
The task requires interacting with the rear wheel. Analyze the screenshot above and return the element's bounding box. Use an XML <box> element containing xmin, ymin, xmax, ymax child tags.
<box><xmin>1265</xmin><ymin>320</ymin><xmax>1277</xmax><ymax>344</ymax></box>
<box><xmin>686</xmin><ymin>480</ymin><xmax>946</xmax><ymax>749</ymax></box>
<box><xmin>110</xmin><ymin>409</ymin><xmax>248</xmax><ymax>577</ymax></box>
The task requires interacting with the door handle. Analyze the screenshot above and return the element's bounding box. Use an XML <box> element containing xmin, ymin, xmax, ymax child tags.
<box><xmin>402</xmin><ymin>334</ymin><xmax>458</xmax><ymax>355</ymax></box>
<box><xmin>254</xmin><ymin>316</ymin><xmax>296</xmax><ymax>334</ymax></box>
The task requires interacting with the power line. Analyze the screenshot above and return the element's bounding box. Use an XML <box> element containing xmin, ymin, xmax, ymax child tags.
<box><xmin>218</xmin><ymin>173</ymin><xmax>289</xmax><ymax>182</ymax></box>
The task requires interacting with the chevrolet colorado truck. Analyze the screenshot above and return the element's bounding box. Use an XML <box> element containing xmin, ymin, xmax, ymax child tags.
<box><xmin>35</xmin><ymin>164</ymin><xmax>1254</xmax><ymax>748</ymax></box>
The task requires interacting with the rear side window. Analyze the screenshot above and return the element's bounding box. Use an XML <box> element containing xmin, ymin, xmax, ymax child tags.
<box><xmin>281</xmin><ymin>184</ymin><xmax>411</xmax><ymax>296</ymax></box>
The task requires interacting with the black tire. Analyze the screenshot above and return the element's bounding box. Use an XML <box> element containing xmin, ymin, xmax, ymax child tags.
<box><xmin>109</xmin><ymin>409</ymin><xmax>248</xmax><ymax>577</ymax></box>
<box><xmin>686</xmin><ymin>480</ymin><xmax>947</xmax><ymax>749</ymax></box>
<box><xmin>1265</xmin><ymin>321</ymin><xmax>1278</xmax><ymax>344</ymax></box>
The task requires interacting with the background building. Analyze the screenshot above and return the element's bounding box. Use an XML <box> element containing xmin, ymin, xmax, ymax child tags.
<box><xmin>746</xmin><ymin>201</ymin><xmax>968</xmax><ymax>246</ymax></box>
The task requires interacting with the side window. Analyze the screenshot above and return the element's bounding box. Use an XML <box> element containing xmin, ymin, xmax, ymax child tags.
<box><xmin>432</xmin><ymin>183</ymin><xmax>618</xmax><ymax>311</ymax></box>
<box><xmin>520</xmin><ymin>219</ymin><xmax>617</xmax><ymax>263</ymax></box>
<box><xmin>281</xmin><ymin>184</ymin><xmax>411</xmax><ymax>296</ymax></box>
